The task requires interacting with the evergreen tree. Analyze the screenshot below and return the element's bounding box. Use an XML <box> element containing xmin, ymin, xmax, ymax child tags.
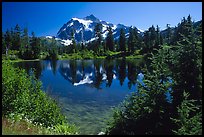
<box><xmin>2</xmin><ymin>32</ymin><xmax>6</xmax><ymax>54</ymax></box>
<box><xmin>160</xmin><ymin>34</ymin><xmax>163</xmax><ymax>45</ymax></box>
<box><xmin>119</xmin><ymin>28</ymin><xmax>126</xmax><ymax>53</ymax></box>
<box><xmin>94</xmin><ymin>23</ymin><xmax>103</xmax><ymax>54</ymax></box>
<box><xmin>49</xmin><ymin>37</ymin><xmax>58</xmax><ymax>60</ymax></box>
<box><xmin>155</xmin><ymin>25</ymin><xmax>161</xmax><ymax>49</ymax></box>
<box><xmin>30</xmin><ymin>32</ymin><xmax>41</xmax><ymax>59</ymax></box>
<box><xmin>127</xmin><ymin>27</ymin><xmax>137</xmax><ymax>53</ymax></box>
<box><xmin>171</xmin><ymin>92</ymin><xmax>202</xmax><ymax>135</ymax></box>
<box><xmin>4</xmin><ymin>29</ymin><xmax>12</xmax><ymax>55</ymax></box>
<box><xmin>166</xmin><ymin>24</ymin><xmax>172</xmax><ymax>45</ymax></box>
<box><xmin>142</xmin><ymin>30</ymin><xmax>150</xmax><ymax>53</ymax></box>
<box><xmin>13</xmin><ymin>24</ymin><xmax>21</xmax><ymax>50</ymax></box>
<box><xmin>71</xmin><ymin>29</ymin><xmax>77</xmax><ymax>53</ymax></box>
<box><xmin>132</xmin><ymin>27</ymin><xmax>138</xmax><ymax>51</ymax></box>
<box><xmin>106</xmin><ymin>26</ymin><xmax>115</xmax><ymax>51</ymax></box>
<box><xmin>106</xmin><ymin>46</ymin><xmax>173</xmax><ymax>135</ymax></box>
<box><xmin>168</xmin><ymin>15</ymin><xmax>202</xmax><ymax>120</ymax></box>
<box><xmin>149</xmin><ymin>25</ymin><xmax>156</xmax><ymax>49</ymax></box>
<box><xmin>128</xmin><ymin>27</ymin><xmax>133</xmax><ymax>52</ymax></box>
<box><xmin>20</xmin><ymin>27</ymin><xmax>30</xmax><ymax>58</ymax></box>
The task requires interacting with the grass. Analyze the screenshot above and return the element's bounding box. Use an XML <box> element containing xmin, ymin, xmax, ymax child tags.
<box><xmin>3</xmin><ymin>50</ymin><xmax>144</xmax><ymax>62</ymax></box>
<box><xmin>2</xmin><ymin>116</ymin><xmax>79</xmax><ymax>135</ymax></box>
<box><xmin>2</xmin><ymin>117</ymin><xmax>53</xmax><ymax>135</ymax></box>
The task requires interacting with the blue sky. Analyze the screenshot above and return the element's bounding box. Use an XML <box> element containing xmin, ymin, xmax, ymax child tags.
<box><xmin>2</xmin><ymin>2</ymin><xmax>202</xmax><ymax>37</ymax></box>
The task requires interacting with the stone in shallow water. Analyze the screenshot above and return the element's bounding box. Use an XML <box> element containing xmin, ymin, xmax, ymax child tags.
<box><xmin>98</xmin><ymin>131</ymin><xmax>105</xmax><ymax>135</ymax></box>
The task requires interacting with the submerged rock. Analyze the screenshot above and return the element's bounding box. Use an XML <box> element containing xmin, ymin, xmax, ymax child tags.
<box><xmin>98</xmin><ymin>131</ymin><xmax>105</xmax><ymax>135</ymax></box>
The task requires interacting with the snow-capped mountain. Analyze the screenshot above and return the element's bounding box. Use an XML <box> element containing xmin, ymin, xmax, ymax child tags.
<box><xmin>56</xmin><ymin>14</ymin><xmax>143</xmax><ymax>45</ymax></box>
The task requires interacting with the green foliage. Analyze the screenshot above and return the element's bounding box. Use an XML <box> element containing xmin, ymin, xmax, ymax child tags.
<box><xmin>106</xmin><ymin>26</ymin><xmax>115</xmax><ymax>51</ymax></box>
<box><xmin>170</xmin><ymin>17</ymin><xmax>202</xmax><ymax>109</ymax></box>
<box><xmin>171</xmin><ymin>92</ymin><xmax>202</xmax><ymax>135</ymax></box>
<box><xmin>2</xmin><ymin>60</ymin><xmax>77</xmax><ymax>134</ymax></box>
<box><xmin>106</xmin><ymin>15</ymin><xmax>202</xmax><ymax>135</ymax></box>
<box><xmin>119</xmin><ymin>28</ymin><xmax>126</xmax><ymax>52</ymax></box>
<box><xmin>128</xmin><ymin>27</ymin><xmax>138</xmax><ymax>53</ymax></box>
<box><xmin>53</xmin><ymin>123</ymin><xmax>79</xmax><ymax>135</ymax></box>
<box><xmin>106</xmin><ymin>47</ymin><xmax>173</xmax><ymax>135</ymax></box>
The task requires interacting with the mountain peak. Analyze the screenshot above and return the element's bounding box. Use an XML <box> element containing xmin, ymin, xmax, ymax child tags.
<box><xmin>84</xmin><ymin>14</ymin><xmax>99</xmax><ymax>22</ymax></box>
<box><xmin>57</xmin><ymin>15</ymin><xmax>142</xmax><ymax>45</ymax></box>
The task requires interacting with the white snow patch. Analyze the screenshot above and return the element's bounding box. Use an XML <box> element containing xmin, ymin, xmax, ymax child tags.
<box><xmin>76</xmin><ymin>28</ymin><xmax>82</xmax><ymax>33</ymax></box>
<box><xmin>138</xmin><ymin>28</ymin><xmax>144</xmax><ymax>33</ymax></box>
<box><xmin>46</xmin><ymin>36</ymin><xmax>53</xmax><ymax>39</ymax></box>
<box><xmin>112</xmin><ymin>25</ymin><xmax>117</xmax><ymax>30</ymax></box>
<box><xmin>68</xmin><ymin>22</ymin><xmax>73</xmax><ymax>27</ymax></box>
<box><xmin>61</xmin><ymin>39</ymin><xmax>72</xmax><ymax>46</ymax></box>
<box><xmin>72</xmin><ymin>17</ymin><xmax>93</xmax><ymax>30</ymax></box>
<box><xmin>102</xmin><ymin>24</ymin><xmax>108</xmax><ymax>32</ymax></box>
<box><xmin>102</xmin><ymin>31</ymin><xmax>108</xmax><ymax>38</ymax></box>
<box><xmin>55</xmin><ymin>38</ymin><xmax>61</xmax><ymax>41</ymax></box>
<box><xmin>85</xmin><ymin>37</ymin><xmax>96</xmax><ymax>43</ymax></box>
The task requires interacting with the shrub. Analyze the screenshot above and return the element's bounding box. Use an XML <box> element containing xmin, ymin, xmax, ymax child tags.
<box><xmin>2</xmin><ymin>60</ymin><xmax>78</xmax><ymax>134</ymax></box>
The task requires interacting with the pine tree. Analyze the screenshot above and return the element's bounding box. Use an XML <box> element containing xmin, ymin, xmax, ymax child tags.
<box><xmin>94</xmin><ymin>23</ymin><xmax>103</xmax><ymax>54</ymax></box>
<box><xmin>149</xmin><ymin>25</ymin><xmax>156</xmax><ymax>49</ymax></box>
<box><xmin>142</xmin><ymin>30</ymin><xmax>150</xmax><ymax>53</ymax></box>
<box><xmin>155</xmin><ymin>25</ymin><xmax>161</xmax><ymax>49</ymax></box>
<box><xmin>2</xmin><ymin>32</ymin><xmax>6</xmax><ymax>54</ymax></box>
<box><xmin>128</xmin><ymin>27</ymin><xmax>133</xmax><ymax>52</ymax></box>
<box><xmin>171</xmin><ymin>92</ymin><xmax>202</xmax><ymax>135</ymax></box>
<box><xmin>132</xmin><ymin>27</ymin><xmax>138</xmax><ymax>51</ymax></box>
<box><xmin>71</xmin><ymin>29</ymin><xmax>77</xmax><ymax>53</ymax></box>
<box><xmin>119</xmin><ymin>28</ymin><xmax>126</xmax><ymax>53</ymax></box>
<box><xmin>166</xmin><ymin>24</ymin><xmax>172</xmax><ymax>45</ymax></box>
<box><xmin>169</xmin><ymin>15</ymin><xmax>202</xmax><ymax>116</ymax></box>
<box><xmin>4</xmin><ymin>29</ymin><xmax>12</xmax><ymax>55</ymax></box>
<box><xmin>106</xmin><ymin>46</ymin><xmax>173</xmax><ymax>135</ymax></box>
<box><xmin>127</xmin><ymin>27</ymin><xmax>137</xmax><ymax>53</ymax></box>
<box><xmin>13</xmin><ymin>24</ymin><xmax>21</xmax><ymax>50</ymax></box>
<box><xmin>20</xmin><ymin>27</ymin><xmax>30</xmax><ymax>58</ymax></box>
<box><xmin>30</xmin><ymin>32</ymin><xmax>41</xmax><ymax>59</ymax></box>
<box><xmin>106</xmin><ymin>26</ymin><xmax>114</xmax><ymax>51</ymax></box>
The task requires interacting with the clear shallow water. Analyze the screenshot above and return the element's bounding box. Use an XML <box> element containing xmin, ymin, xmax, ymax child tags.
<box><xmin>15</xmin><ymin>59</ymin><xmax>145</xmax><ymax>134</ymax></box>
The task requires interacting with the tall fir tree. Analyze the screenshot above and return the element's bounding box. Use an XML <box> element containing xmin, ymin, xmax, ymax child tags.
<box><xmin>106</xmin><ymin>26</ymin><xmax>115</xmax><ymax>51</ymax></box>
<box><xmin>4</xmin><ymin>29</ymin><xmax>12</xmax><ymax>55</ymax></box>
<box><xmin>119</xmin><ymin>28</ymin><xmax>126</xmax><ymax>53</ymax></box>
<box><xmin>20</xmin><ymin>27</ymin><xmax>30</xmax><ymax>58</ymax></box>
<box><xmin>71</xmin><ymin>29</ymin><xmax>77</xmax><ymax>53</ymax></box>
<box><xmin>94</xmin><ymin>23</ymin><xmax>103</xmax><ymax>54</ymax></box>
<box><xmin>13</xmin><ymin>24</ymin><xmax>21</xmax><ymax>50</ymax></box>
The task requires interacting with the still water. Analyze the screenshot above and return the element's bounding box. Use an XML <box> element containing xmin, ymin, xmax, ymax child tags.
<box><xmin>15</xmin><ymin>59</ymin><xmax>145</xmax><ymax>134</ymax></box>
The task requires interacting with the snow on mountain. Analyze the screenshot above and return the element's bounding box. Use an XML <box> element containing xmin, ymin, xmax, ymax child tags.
<box><xmin>72</xmin><ymin>17</ymin><xmax>93</xmax><ymax>30</ymax></box>
<box><xmin>61</xmin><ymin>39</ymin><xmax>72</xmax><ymax>46</ymax></box>
<box><xmin>138</xmin><ymin>28</ymin><xmax>144</xmax><ymax>33</ymax></box>
<box><xmin>46</xmin><ymin>36</ymin><xmax>53</xmax><ymax>39</ymax></box>
<box><xmin>57</xmin><ymin>14</ymin><xmax>142</xmax><ymax>46</ymax></box>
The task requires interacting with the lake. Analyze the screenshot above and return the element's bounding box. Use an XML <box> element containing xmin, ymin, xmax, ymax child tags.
<box><xmin>14</xmin><ymin>58</ymin><xmax>145</xmax><ymax>135</ymax></box>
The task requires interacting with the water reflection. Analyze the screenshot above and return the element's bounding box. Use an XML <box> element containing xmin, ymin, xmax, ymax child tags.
<box><xmin>57</xmin><ymin>59</ymin><xmax>142</xmax><ymax>90</ymax></box>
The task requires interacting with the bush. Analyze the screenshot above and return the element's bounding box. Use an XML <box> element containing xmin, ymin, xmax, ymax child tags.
<box><xmin>2</xmin><ymin>60</ymin><xmax>78</xmax><ymax>134</ymax></box>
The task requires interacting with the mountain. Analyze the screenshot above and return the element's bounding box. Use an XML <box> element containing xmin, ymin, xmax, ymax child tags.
<box><xmin>56</xmin><ymin>14</ymin><xmax>143</xmax><ymax>45</ymax></box>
